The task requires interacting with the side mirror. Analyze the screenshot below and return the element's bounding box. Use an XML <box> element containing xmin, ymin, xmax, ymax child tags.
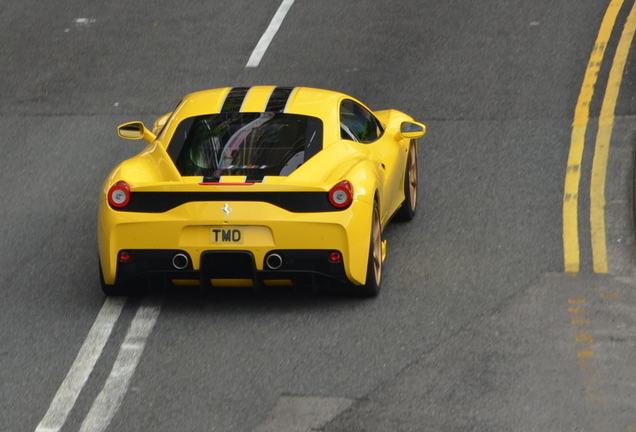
<box><xmin>400</xmin><ymin>121</ymin><xmax>426</xmax><ymax>139</ymax></box>
<box><xmin>117</xmin><ymin>121</ymin><xmax>157</xmax><ymax>143</ymax></box>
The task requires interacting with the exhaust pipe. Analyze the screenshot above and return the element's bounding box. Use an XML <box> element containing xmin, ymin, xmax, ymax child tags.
<box><xmin>266</xmin><ymin>253</ymin><xmax>283</xmax><ymax>270</ymax></box>
<box><xmin>172</xmin><ymin>253</ymin><xmax>189</xmax><ymax>270</ymax></box>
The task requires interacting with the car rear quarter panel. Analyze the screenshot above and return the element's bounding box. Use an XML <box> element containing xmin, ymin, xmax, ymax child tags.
<box><xmin>102</xmin><ymin>141</ymin><xmax>181</xmax><ymax>193</ymax></box>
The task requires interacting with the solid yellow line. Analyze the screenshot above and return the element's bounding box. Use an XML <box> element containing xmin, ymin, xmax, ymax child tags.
<box><xmin>564</xmin><ymin>126</ymin><xmax>585</xmax><ymax>273</ymax></box>
<box><xmin>563</xmin><ymin>0</ymin><xmax>624</xmax><ymax>273</ymax></box>
<box><xmin>590</xmin><ymin>0</ymin><xmax>636</xmax><ymax>273</ymax></box>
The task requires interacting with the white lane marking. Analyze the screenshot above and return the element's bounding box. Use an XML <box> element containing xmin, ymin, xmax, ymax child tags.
<box><xmin>78</xmin><ymin>297</ymin><xmax>162</xmax><ymax>432</ymax></box>
<box><xmin>246</xmin><ymin>0</ymin><xmax>295</xmax><ymax>68</ymax></box>
<box><xmin>35</xmin><ymin>297</ymin><xmax>127</xmax><ymax>432</ymax></box>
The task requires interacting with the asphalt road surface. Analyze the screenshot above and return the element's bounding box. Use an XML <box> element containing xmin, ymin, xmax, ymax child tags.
<box><xmin>2</xmin><ymin>1</ymin><xmax>636</xmax><ymax>431</ymax></box>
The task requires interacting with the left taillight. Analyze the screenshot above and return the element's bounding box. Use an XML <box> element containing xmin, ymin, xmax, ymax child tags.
<box><xmin>328</xmin><ymin>180</ymin><xmax>353</xmax><ymax>209</ymax></box>
<box><xmin>108</xmin><ymin>181</ymin><xmax>130</xmax><ymax>208</ymax></box>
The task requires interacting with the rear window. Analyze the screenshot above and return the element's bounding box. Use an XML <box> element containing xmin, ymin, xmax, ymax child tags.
<box><xmin>168</xmin><ymin>112</ymin><xmax>323</xmax><ymax>182</ymax></box>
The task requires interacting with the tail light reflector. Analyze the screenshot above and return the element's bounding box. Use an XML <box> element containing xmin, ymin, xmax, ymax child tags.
<box><xmin>329</xmin><ymin>251</ymin><xmax>342</xmax><ymax>263</ymax></box>
<box><xmin>118</xmin><ymin>251</ymin><xmax>132</xmax><ymax>263</ymax></box>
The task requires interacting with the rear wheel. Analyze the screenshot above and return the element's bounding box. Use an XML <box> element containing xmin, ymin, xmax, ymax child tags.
<box><xmin>395</xmin><ymin>140</ymin><xmax>418</xmax><ymax>221</ymax></box>
<box><xmin>354</xmin><ymin>202</ymin><xmax>382</xmax><ymax>297</ymax></box>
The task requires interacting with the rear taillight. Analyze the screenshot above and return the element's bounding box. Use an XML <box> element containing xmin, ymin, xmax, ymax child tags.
<box><xmin>328</xmin><ymin>180</ymin><xmax>353</xmax><ymax>208</ymax></box>
<box><xmin>108</xmin><ymin>181</ymin><xmax>130</xmax><ymax>208</ymax></box>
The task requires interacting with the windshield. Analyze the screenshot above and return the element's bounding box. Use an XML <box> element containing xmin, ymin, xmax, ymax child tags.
<box><xmin>169</xmin><ymin>112</ymin><xmax>323</xmax><ymax>182</ymax></box>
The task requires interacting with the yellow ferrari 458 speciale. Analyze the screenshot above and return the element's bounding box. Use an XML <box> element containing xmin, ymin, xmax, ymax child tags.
<box><xmin>98</xmin><ymin>86</ymin><xmax>426</xmax><ymax>297</ymax></box>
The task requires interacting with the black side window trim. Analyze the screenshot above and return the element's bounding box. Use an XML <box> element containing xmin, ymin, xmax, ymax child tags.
<box><xmin>339</xmin><ymin>99</ymin><xmax>384</xmax><ymax>144</ymax></box>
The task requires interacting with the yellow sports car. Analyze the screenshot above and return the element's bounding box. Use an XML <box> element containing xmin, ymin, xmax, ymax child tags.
<box><xmin>98</xmin><ymin>86</ymin><xmax>425</xmax><ymax>297</ymax></box>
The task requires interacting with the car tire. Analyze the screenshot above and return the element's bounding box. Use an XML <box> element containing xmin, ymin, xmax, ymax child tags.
<box><xmin>354</xmin><ymin>202</ymin><xmax>382</xmax><ymax>297</ymax></box>
<box><xmin>394</xmin><ymin>140</ymin><xmax>418</xmax><ymax>221</ymax></box>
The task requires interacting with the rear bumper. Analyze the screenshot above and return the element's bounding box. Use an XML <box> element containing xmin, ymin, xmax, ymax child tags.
<box><xmin>98</xmin><ymin>199</ymin><xmax>374</xmax><ymax>287</ymax></box>
<box><xmin>111</xmin><ymin>249</ymin><xmax>349</xmax><ymax>290</ymax></box>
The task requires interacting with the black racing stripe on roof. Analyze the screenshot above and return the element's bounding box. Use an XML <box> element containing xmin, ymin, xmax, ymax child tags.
<box><xmin>221</xmin><ymin>87</ymin><xmax>250</xmax><ymax>112</ymax></box>
<box><xmin>114</xmin><ymin>191</ymin><xmax>348</xmax><ymax>213</ymax></box>
<box><xmin>265</xmin><ymin>87</ymin><xmax>294</xmax><ymax>112</ymax></box>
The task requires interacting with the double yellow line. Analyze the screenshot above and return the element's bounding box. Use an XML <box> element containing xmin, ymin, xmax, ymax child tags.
<box><xmin>563</xmin><ymin>0</ymin><xmax>636</xmax><ymax>273</ymax></box>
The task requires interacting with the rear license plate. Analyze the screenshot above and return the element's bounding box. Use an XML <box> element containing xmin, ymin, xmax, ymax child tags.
<box><xmin>210</xmin><ymin>227</ymin><xmax>244</xmax><ymax>244</ymax></box>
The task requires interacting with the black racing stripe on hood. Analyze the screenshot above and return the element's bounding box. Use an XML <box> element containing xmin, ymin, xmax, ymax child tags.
<box><xmin>265</xmin><ymin>87</ymin><xmax>294</xmax><ymax>112</ymax></box>
<box><xmin>221</xmin><ymin>87</ymin><xmax>250</xmax><ymax>112</ymax></box>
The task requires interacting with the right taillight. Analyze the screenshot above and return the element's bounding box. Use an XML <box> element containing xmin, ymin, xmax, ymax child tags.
<box><xmin>328</xmin><ymin>180</ymin><xmax>353</xmax><ymax>209</ymax></box>
<box><xmin>108</xmin><ymin>181</ymin><xmax>131</xmax><ymax>208</ymax></box>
